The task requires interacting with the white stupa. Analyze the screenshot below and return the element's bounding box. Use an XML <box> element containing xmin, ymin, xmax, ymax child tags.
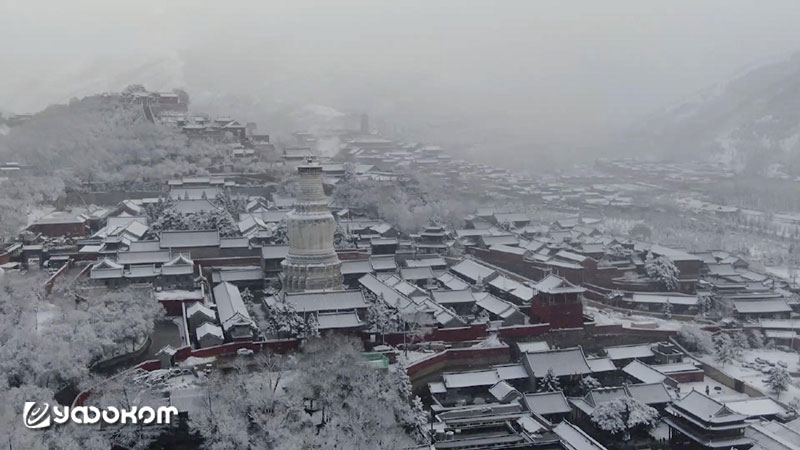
<box><xmin>280</xmin><ymin>157</ymin><xmax>343</xmax><ymax>292</ymax></box>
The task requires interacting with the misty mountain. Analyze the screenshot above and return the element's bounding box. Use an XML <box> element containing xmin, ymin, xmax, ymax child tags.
<box><xmin>623</xmin><ymin>53</ymin><xmax>800</xmax><ymax>174</ymax></box>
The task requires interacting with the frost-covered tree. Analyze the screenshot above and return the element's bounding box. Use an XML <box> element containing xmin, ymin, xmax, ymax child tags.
<box><xmin>270</xmin><ymin>220</ymin><xmax>289</xmax><ymax>245</ymax></box>
<box><xmin>0</xmin><ymin>94</ymin><xmax>220</xmax><ymax>184</ymax></box>
<box><xmin>368</xmin><ymin>295</ymin><xmax>404</xmax><ymax>334</ymax></box>
<box><xmin>699</xmin><ymin>293</ymin><xmax>714</xmax><ymax>318</ymax></box>
<box><xmin>747</xmin><ymin>329</ymin><xmax>766</xmax><ymax>348</ymax></box>
<box><xmin>714</xmin><ymin>334</ymin><xmax>736</xmax><ymax>367</ymax></box>
<box><xmin>149</xmin><ymin>205</ymin><xmax>239</xmax><ymax>237</ymax></box>
<box><xmin>766</xmin><ymin>366</ymin><xmax>791</xmax><ymax>399</ymax></box>
<box><xmin>190</xmin><ymin>336</ymin><xmax>427</xmax><ymax>449</ymax></box>
<box><xmin>0</xmin><ymin>277</ymin><xmax>164</xmax><ymax>448</ymax></box>
<box><xmin>262</xmin><ymin>295</ymin><xmax>319</xmax><ymax>339</ymax></box>
<box><xmin>644</xmin><ymin>253</ymin><xmax>679</xmax><ymax>291</ymax></box>
<box><xmin>662</xmin><ymin>298</ymin><xmax>673</xmax><ymax>318</ymax></box>
<box><xmin>334</xmin><ymin>223</ymin><xmax>356</xmax><ymax>249</ymax></box>
<box><xmin>537</xmin><ymin>368</ymin><xmax>561</xmax><ymax>392</ymax></box>
<box><xmin>677</xmin><ymin>325</ymin><xmax>714</xmax><ymax>354</ymax></box>
<box><xmin>731</xmin><ymin>331</ymin><xmax>749</xmax><ymax>356</ymax></box>
<box><xmin>629</xmin><ymin>223</ymin><xmax>652</xmax><ymax>240</ymax></box>
<box><xmin>590</xmin><ymin>397</ymin><xmax>659</xmax><ymax>440</ymax></box>
<box><xmin>579</xmin><ymin>375</ymin><xmax>602</xmax><ymax>394</ymax></box>
<box><xmin>215</xmin><ymin>188</ymin><xmax>247</xmax><ymax>219</ymax></box>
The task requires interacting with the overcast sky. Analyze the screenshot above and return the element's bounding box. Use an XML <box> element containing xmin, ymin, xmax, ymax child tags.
<box><xmin>3</xmin><ymin>0</ymin><xmax>800</xmax><ymax>157</ymax></box>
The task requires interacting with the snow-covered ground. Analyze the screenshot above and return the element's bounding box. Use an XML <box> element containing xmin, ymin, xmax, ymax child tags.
<box><xmin>765</xmin><ymin>265</ymin><xmax>797</xmax><ymax>281</ymax></box>
<box><xmin>397</xmin><ymin>350</ymin><xmax>440</xmax><ymax>366</ymax></box>
<box><xmin>472</xmin><ymin>333</ymin><xmax>505</xmax><ymax>348</ymax></box>
<box><xmin>699</xmin><ymin>349</ymin><xmax>800</xmax><ymax>405</ymax></box>
<box><xmin>35</xmin><ymin>302</ymin><xmax>59</xmax><ymax>335</ymax></box>
<box><xmin>179</xmin><ymin>356</ymin><xmax>217</xmax><ymax>367</ymax></box>
<box><xmin>677</xmin><ymin>376</ymin><xmax>748</xmax><ymax>402</ymax></box>
<box><xmin>585</xmin><ymin>305</ymin><xmax>685</xmax><ymax>331</ymax></box>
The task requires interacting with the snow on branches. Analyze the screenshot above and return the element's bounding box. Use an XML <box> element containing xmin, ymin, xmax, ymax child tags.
<box><xmin>766</xmin><ymin>366</ymin><xmax>791</xmax><ymax>398</ymax></box>
<box><xmin>644</xmin><ymin>252</ymin><xmax>679</xmax><ymax>291</ymax></box>
<box><xmin>590</xmin><ymin>397</ymin><xmax>659</xmax><ymax>440</ymax></box>
<box><xmin>537</xmin><ymin>368</ymin><xmax>561</xmax><ymax>393</ymax></box>
<box><xmin>261</xmin><ymin>295</ymin><xmax>319</xmax><ymax>339</ymax></box>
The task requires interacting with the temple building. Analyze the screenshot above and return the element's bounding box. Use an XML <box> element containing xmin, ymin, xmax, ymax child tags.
<box><xmin>280</xmin><ymin>158</ymin><xmax>344</xmax><ymax>292</ymax></box>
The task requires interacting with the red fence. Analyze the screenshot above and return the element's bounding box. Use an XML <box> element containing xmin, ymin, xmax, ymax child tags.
<box><xmin>406</xmin><ymin>346</ymin><xmax>513</xmax><ymax>380</ymax></box>
<box><xmin>497</xmin><ymin>323</ymin><xmax>551</xmax><ymax>340</ymax></box>
<box><xmin>42</xmin><ymin>259</ymin><xmax>72</xmax><ymax>296</ymax></box>
<box><xmin>375</xmin><ymin>324</ymin><xmax>488</xmax><ymax>346</ymax></box>
<box><xmin>73</xmin><ymin>339</ymin><xmax>301</xmax><ymax>408</ymax></box>
<box><xmin>172</xmin><ymin>339</ymin><xmax>302</xmax><ymax>362</ymax></box>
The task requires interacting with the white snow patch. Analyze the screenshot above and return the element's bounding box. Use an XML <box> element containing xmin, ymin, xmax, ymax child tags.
<box><xmin>179</xmin><ymin>356</ymin><xmax>217</xmax><ymax>367</ymax></box>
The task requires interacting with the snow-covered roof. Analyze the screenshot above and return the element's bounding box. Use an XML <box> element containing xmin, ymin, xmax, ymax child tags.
<box><xmin>171</xmin><ymin>199</ymin><xmax>223</xmax><ymax>215</ymax></box>
<box><xmin>493</xmin><ymin>212</ymin><xmax>530</xmax><ymax>223</ymax></box>
<box><xmin>90</xmin><ymin>258</ymin><xmax>124</xmax><ymax>279</ymax></box>
<box><xmin>126</xmin><ymin>240</ymin><xmax>159</xmax><ymax>252</ymax></box>
<box><xmin>627</xmin><ymin>293</ymin><xmax>698</xmax><ymax>306</ymax></box>
<box><xmin>116</xmin><ymin>250</ymin><xmax>171</xmax><ymax>265</ymax></box>
<box><xmin>359</xmin><ymin>274</ymin><xmax>408</xmax><ymax>307</ymax></box>
<box><xmin>261</xmin><ymin>245</ymin><xmax>290</xmax><ymax>260</ymax></box>
<box><xmin>489</xmin><ymin>244</ymin><xmax>527</xmax><ymax>256</ymax></box>
<box><xmin>212</xmin><ymin>282</ymin><xmax>253</xmax><ymax>332</ymax></box>
<box><xmin>340</xmin><ymin>259</ymin><xmax>372</xmax><ymax>275</ymax></box>
<box><xmin>441</xmin><ymin>364</ymin><xmax>527</xmax><ymax>389</ymax></box>
<box><xmin>747</xmin><ymin>420</ymin><xmax>800</xmax><ymax>450</ymax></box>
<box><xmin>154</xmin><ymin>289</ymin><xmax>203</xmax><ymax>301</ymax></box>
<box><xmin>436</xmin><ymin>272</ymin><xmax>469</xmax><ymax>290</ymax></box>
<box><xmin>533</xmin><ymin>274</ymin><xmax>585</xmax><ymax>294</ymax></box>
<box><xmin>757</xmin><ymin>319</ymin><xmax>800</xmax><ymax>330</ymax></box>
<box><xmin>450</xmin><ymin>259</ymin><xmax>496</xmax><ymax>282</ymax></box>
<box><xmin>522</xmin><ymin>347</ymin><xmax>592</xmax><ymax>378</ymax></box>
<box><xmin>517</xmin><ymin>341</ymin><xmax>551</xmax><ymax>353</ymax></box>
<box><xmin>621</xmin><ymin>360</ymin><xmax>666</xmax><ymax>384</ymax></box>
<box><xmin>625</xmin><ymin>383</ymin><xmax>672</xmax><ymax>405</ymax></box>
<box><xmin>196</xmin><ymin>322</ymin><xmax>224</xmax><ymax>340</ymax></box>
<box><xmin>586</xmin><ymin>357</ymin><xmax>616</xmax><ymax>373</ymax></box>
<box><xmin>162</xmin><ymin>254</ymin><xmax>194</xmax><ymax>275</ymax></box>
<box><xmin>604</xmin><ymin>344</ymin><xmax>655</xmax><ymax>361</ymax></box>
<box><xmin>127</xmin><ymin>265</ymin><xmax>160</xmax><ymax>278</ymax></box>
<box><xmin>648</xmin><ymin>244</ymin><xmax>701</xmax><ymax>262</ymax></box>
<box><xmin>219</xmin><ymin>237</ymin><xmax>249</xmax><ymax>249</ymax></box>
<box><xmin>651</xmin><ymin>362</ymin><xmax>701</xmax><ymax>375</ymax></box>
<box><xmin>480</xmin><ymin>234</ymin><xmax>519</xmax><ymax>247</ymax></box>
<box><xmin>488</xmin><ymin>380</ymin><xmax>520</xmax><ymax>402</ymax></box>
<box><xmin>733</xmin><ymin>299</ymin><xmax>792</xmax><ymax>314</ymax></box>
<box><xmin>370</xmin><ymin>255</ymin><xmax>397</xmax><ymax>271</ymax></box>
<box><xmin>160</xmin><ymin>230</ymin><xmax>220</xmax><ymax>248</ymax></box>
<box><xmin>474</xmin><ymin>293</ymin><xmax>520</xmax><ymax>319</ymax></box>
<box><xmin>553</xmin><ymin>420</ymin><xmax>608</xmax><ymax>450</ymax></box>
<box><xmin>186</xmin><ymin>302</ymin><xmax>215</xmax><ymax>319</ymax></box>
<box><xmin>523</xmin><ymin>391</ymin><xmax>571</xmax><ymax>415</ymax></box>
<box><xmin>404</xmin><ymin>257</ymin><xmax>447</xmax><ymax>268</ymax></box>
<box><xmin>487</xmin><ymin>275</ymin><xmax>534</xmax><ymax>301</ymax></box>
<box><xmin>315</xmin><ymin>311</ymin><xmax>364</xmax><ymax>330</ymax></box>
<box><xmin>724</xmin><ymin>398</ymin><xmax>791</xmax><ymax>419</ymax></box>
<box><xmin>281</xmin><ymin>290</ymin><xmax>368</xmax><ymax>313</ymax></box>
<box><xmin>555</xmin><ymin>250</ymin><xmax>587</xmax><ymax>263</ymax></box>
<box><xmin>211</xmin><ymin>266</ymin><xmax>263</xmax><ymax>283</ymax></box>
<box><xmin>669</xmin><ymin>390</ymin><xmax>748</xmax><ymax>424</ymax></box>
<box><xmin>400</xmin><ymin>266</ymin><xmax>434</xmax><ymax>281</ymax></box>
<box><xmin>431</xmin><ymin>289</ymin><xmax>478</xmax><ymax>305</ymax></box>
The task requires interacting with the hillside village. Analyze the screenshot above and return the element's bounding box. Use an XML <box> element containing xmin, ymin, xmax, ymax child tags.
<box><xmin>1</xmin><ymin>86</ymin><xmax>799</xmax><ymax>450</ymax></box>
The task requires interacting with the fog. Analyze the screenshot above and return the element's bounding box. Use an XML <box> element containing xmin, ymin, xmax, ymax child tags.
<box><xmin>4</xmin><ymin>0</ymin><xmax>800</xmax><ymax>164</ymax></box>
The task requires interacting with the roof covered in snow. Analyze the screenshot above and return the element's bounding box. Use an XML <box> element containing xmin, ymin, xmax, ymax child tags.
<box><xmin>522</xmin><ymin>347</ymin><xmax>592</xmax><ymax>378</ymax></box>
<box><xmin>523</xmin><ymin>391</ymin><xmax>571</xmax><ymax>415</ymax></box>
